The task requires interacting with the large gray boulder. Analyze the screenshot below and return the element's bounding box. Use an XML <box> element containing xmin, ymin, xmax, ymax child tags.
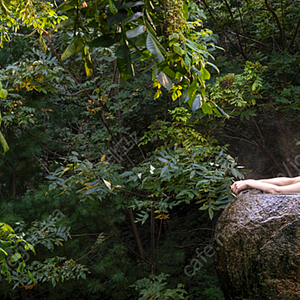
<box><xmin>214</xmin><ymin>191</ymin><xmax>300</xmax><ymax>299</ymax></box>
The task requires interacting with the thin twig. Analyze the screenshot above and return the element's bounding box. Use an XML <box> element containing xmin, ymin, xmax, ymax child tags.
<box><xmin>113</xmin><ymin>235</ymin><xmax>151</xmax><ymax>265</ymax></box>
<box><xmin>75</xmin><ymin>235</ymin><xmax>112</xmax><ymax>262</ymax></box>
<box><xmin>34</xmin><ymin>155</ymin><xmax>51</xmax><ymax>175</ymax></box>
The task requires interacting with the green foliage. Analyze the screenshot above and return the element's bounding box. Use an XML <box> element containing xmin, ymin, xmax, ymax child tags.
<box><xmin>131</xmin><ymin>273</ymin><xmax>188</xmax><ymax>299</ymax></box>
<box><xmin>208</xmin><ymin>61</ymin><xmax>267</xmax><ymax>119</ymax></box>
<box><xmin>140</xmin><ymin>107</ymin><xmax>209</xmax><ymax>149</ymax></box>
<box><xmin>0</xmin><ymin>222</ymin><xmax>35</xmax><ymax>284</ymax></box>
<box><xmin>0</xmin><ymin>213</ymin><xmax>88</xmax><ymax>290</ymax></box>
<box><xmin>188</xmin><ymin>265</ymin><xmax>224</xmax><ymax>300</ymax></box>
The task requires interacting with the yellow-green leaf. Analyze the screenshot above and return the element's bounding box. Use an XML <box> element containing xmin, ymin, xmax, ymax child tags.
<box><xmin>0</xmin><ymin>131</ymin><xmax>8</xmax><ymax>154</ymax></box>
<box><xmin>61</xmin><ymin>35</ymin><xmax>84</xmax><ymax>61</ymax></box>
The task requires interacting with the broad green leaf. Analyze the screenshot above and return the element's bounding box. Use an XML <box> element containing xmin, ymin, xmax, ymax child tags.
<box><xmin>163</xmin><ymin>67</ymin><xmax>175</xmax><ymax>78</ymax></box>
<box><xmin>192</xmin><ymin>95</ymin><xmax>202</xmax><ymax>112</ymax></box>
<box><xmin>0</xmin><ymin>132</ymin><xmax>8</xmax><ymax>153</ymax></box>
<box><xmin>154</xmin><ymin>69</ymin><xmax>172</xmax><ymax>90</ymax></box>
<box><xmin>84</xmin><ymin>62</ymin><xmax>93</xmax><ymax>77</ymax></box>
<box><xmin>186</xmin><ymin>39</ymin><xmax>206</xmax><ymax>56</ymax></box>
<box><xmin>24</xmin><ymin>242</ymin><xmax>35</xmax><ymax>254</ymax></box>
<box><xmin>84</xmin><ymin>185</ymin><xmax>100</xmax><ymax>195</ymax></box>
<box><xmin>120</xmin><ymin>1</ymin><xmax>145</xmax><ymax>9</ymax></box>
<box><xmin>173</xmin><ymin>44</ymin><xmax>184</xmax><ymax>56</ymax></box>
<box><xmin>28</xmin><ymin>270</ymin><xmax>36</xmax><ymax>284</ymax></box>
<box><xmin>144</xmin><ymin>20</ymin><xmax>167</xmax><ymax>55</ymax></box>
<box><xmin>9</xmin><ymin>253</ymin><xmax>21</xmax><ymax>264</ymax></box>
<box><xmin>184</xmin><ymin>55</ymin><xmax>192</xmax><ymax>71</ymax></box>
<box><xmin>61</xmin><ymin>35</ymin><xmax>84</xmax><ymax>61</ymax></box>
<box><xmin>107</xmin><ymin>11</ymin><xmax>128</xmax><ymax>27</ymax></box>
<box><xmin>146</xmin><ymin>33</ymin><xmax>164</xmax><ymax>63</ymax></box>
<box><xmin>187</xmin><ymin>79</ymin><xmax>197</xmax><ymax>103</ymax></box>
<box><xmin>89</xmin><ymin>33</ymin><xmax>122</xmax><ymax>48</ymax></box>
<box><xmin>57</xmin><ymin>0</ymin><xmax>77</xmax><ymax>11</ymax></box>
<box><xmin>183</xmin><ymin>2</ymin><xmax>189</xmax><ymax>19</ymax></box>
<box><xmin>126</xmin><ymin>25</ymin><xmax>145</xmax><ymax>39</ymax></box>
<box><xmin>116</xmin><ymin>43</ymin><xmax>134</xmax><ymax>80</ymax></box>
<box><xmin>108</xmin><ymin>0</ymin><xmax>118</xmax><ymax>14</ymax></box>
<box><xmin>122</xmin><ymin>12</ymin><xmax>143</xmax><ymax>25</ymax></box>
<box><xmin>1</xmin><ymin>261</ymin><xmax>8</xmax><ymax>273</ymax></box>
<box><xmin>144</xmin><ymin>19</ymin><xmax>157</xmax><ymax>38</ymax></box>
<box><xmin>0</xmin><ymin>223</ymin><xmax>13</xmax><ymax>232</ymax></box>
<box><xmin>201</xmin><ymin>102</ymin><xmax>213</xmax><ymax>114</ymax></box>
<box><xmin>0</xmin><ymin>88</ymin><xmax>7</xmax><ymax>99</ymax></box>
<box><xmin>201</xmin><ymin>67</ymin><xmax>210</xmax><ymax>80</ymax></box>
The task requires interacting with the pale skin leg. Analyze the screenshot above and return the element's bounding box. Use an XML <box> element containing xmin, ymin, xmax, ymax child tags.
<box><xmin>231</xmin><ymin>176</ymin><xmax>300</xmax><ymax>195</ymax></box>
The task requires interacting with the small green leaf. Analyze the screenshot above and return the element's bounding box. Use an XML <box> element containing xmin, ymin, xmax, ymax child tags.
<box><xmin>173</xmin><ymin>44</ymin><xmax>184</xmax><ymax>56</ymax></box>
<box><xmin>108</xmin><ymin>0</ymin><xmax>118</xmax><ymax>14</ymax></box>
<box><xmin>17</xmin><ymin>261</ymin><xmax>26</xmax><ymax>273</ymax></box>
<box><xmin>28</xmin><ymin>270</ymin><xmax>36</xmax><ymax>284</ymax></box>
<box><xmin>209</xmin><ymin>208</ymin><xmax>214</xmax><ymax>220</ymax></box>
<box><xmin>9</xmin><ymin>253</ymin><xmax>21</xmax><ymax>264</ymax></box>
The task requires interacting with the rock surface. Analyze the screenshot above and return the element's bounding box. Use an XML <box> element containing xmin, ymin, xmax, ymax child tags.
<box><xmin>214</xmin><ymin>191</ymin><xmax>300</xmax><ymax>300</ymax></box>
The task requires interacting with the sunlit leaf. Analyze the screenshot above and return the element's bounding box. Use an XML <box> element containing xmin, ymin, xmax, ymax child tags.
<box><xmin>108</xmin><ymin>0</ymin><xmax>118</xmax><ymax>14</ymax></box>
<box><xmin>192</xmin><ymin>95</ymin><xmax>202</xmax><ymax>112</ymax></box>
<box><xmin>154</xmin><ymin>68</ymin><xmax>172</xmax><ymax>90</ymax></box>
<box><xmin>0</xmin><ymin>132</ymin><xmax>9</xmax><ymax>154</ymax></box>
<box><xmin>103</xmin><ymin>179</ymin><xmax>111</xmax><ymax>190</ymax></box>
<box><xmin>0</xmin><ymin>88</ymin><xmax>7</xmax><ymax>99</ymax></box>
<box><xmin>122</xmin><ymin>12</ymin><xmax>143</xmax><ymax>25</ymax></box>
<box><xmin>146</xmin><ymin>32</ymin><xmax>164</xmax><ymax>63</ymax></box>
<box><xmin>126</xmin><ymin>25</ymin><xmax>145</xmax><ymax>39</ymax></box>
